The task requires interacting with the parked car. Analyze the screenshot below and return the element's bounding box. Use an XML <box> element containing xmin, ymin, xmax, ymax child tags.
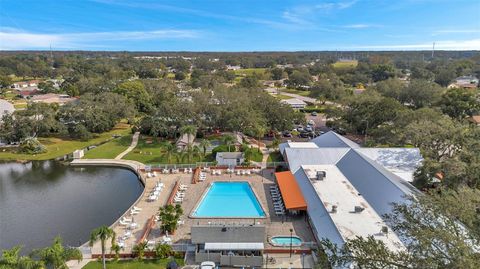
<box><xmin>282</xmin><ymin>131</ymin><xmax>292</xmax><ymax>137</ymax></box>
<box><xmin>200</xmin><ymin>261</ymin><xmax>216</xmax><ymax>269</ymax></box>
<box><xmin>307</xmin><ymin>120</ymin><xmax>315</xmax><ymax>126</ymax></box>
<box><xmin>311</xmin><ymin>111</ymin><xmax>318</xmax><ymax>116</ymax></box>
<box><xmin>297</xmin><ymin>126</ymin><xmax>304</xmax><ymax>132</ymax></box>
<box><xmin>305</xmin><ymin>126</ymin><xmax>313</xmax><ymax>132</ymax></box>
<box><xmin>300</xmin><ymin>131</ymin><xmax>315</xmax><ymax>138</ymax></box>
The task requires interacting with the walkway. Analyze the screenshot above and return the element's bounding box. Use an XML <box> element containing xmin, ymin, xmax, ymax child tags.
<box><xmin>115</xmin><ymin>132</ymin><xmax>140</xmax><ymax>160</ymax></box>
<box><xmin>277</xmin><ymin>91</ymin><xmax>318</xmax><ymax>104</ymax></box>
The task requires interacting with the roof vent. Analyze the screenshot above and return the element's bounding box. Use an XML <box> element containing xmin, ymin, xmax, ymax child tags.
<box><xmin>316</xmin><ymin>171</ymin><xmax>326</xmax><ymax>181</ymax></box>
<box><xmin>381</xmin><ymin>226</ymin><xmax>389</xmax><ymax>235</ymax></box>
<box><xmin>354</xmin><ymin>206</ymin><xmax>365</xmax><ymax>213</ymax></box>
<box><xmin>331</xmin><ymin>205</ymin><xmax>337</xmax><ymax>213</ymax></box>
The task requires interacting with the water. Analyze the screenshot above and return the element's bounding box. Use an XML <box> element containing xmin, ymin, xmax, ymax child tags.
<box><xmin>193</xmin><ymin>182</ymin><xmax>265</xmax><ymax>218</ymax></box>
<box><xmin>271</xmin><ymin>236</ymin><xmax>303</xmax><ymax>246</ymax></box>
<box><xmin>0</xmin><ymin>160</ymin><xmax>143</xmax><ymax>254</ymax></box>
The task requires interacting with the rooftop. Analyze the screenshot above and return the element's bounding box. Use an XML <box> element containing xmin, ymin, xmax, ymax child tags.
<box><xmin>302</xmin><ymin>164</ymin><xmax>405</xmax><ymax>252</ymax></box>
<box><xmin>217</xmin><ymin>152</ymin><xmax>245</xmax><ymax>159</ymax></box>
<box><xmin>280</xmin><ymin>98</ymin><xmax>307</xmax><ymax>106</ymax></box>
<box><xmin>275</xmin><ymin>171</ymin><xmax>307</xmax><ymax>211</ymax></box>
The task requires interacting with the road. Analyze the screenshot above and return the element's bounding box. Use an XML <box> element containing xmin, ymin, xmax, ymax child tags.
<box><xmin>277</xmin><ymin>91</ymin><xmax>319</xmax><ymax>103</ymax></box>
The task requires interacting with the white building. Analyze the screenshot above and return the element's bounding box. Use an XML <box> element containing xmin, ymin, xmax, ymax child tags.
<box><xmin>280</xmin><ymin>98</ymin><xmax>307</xmax><ymax>109</ymax></box>
<box><xmin>277</xmin><ymin>131</ymin><xmax>423</xmax><ymax>264</ymax></box>
<box><xmin>216</xmin><ymin>152</ymin><xmax>245</xmax><ymax>166</ymax></box>
<box><xmin>0</xmin><ymin>99</ymin><xmax>14</xmax><ymax>120</ymax></box>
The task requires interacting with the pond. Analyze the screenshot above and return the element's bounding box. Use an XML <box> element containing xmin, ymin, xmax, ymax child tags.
<box><xmin>0</xmin><ymin>160</ymin><xmax>143</xmax><ymax>254</ymax></box>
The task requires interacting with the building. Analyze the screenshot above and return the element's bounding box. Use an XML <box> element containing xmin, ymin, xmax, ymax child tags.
<box><xmin>226</xmin><ymin>65</ymin><xmax>241</xmax><ymax>71</ymax></box>
<box><xmin>280</xmin><ymin>98</ymin><xmax>307</xmax><ymax>109</ymax></box>
<box><xmin>278</xmin><ymin>131</ymin><xmax>423</xmax><ymax>257</ymax></box>
<box><xmin>176</xmin><ymin>133</ymin><xmax>196</xmax><ymax>150</ymax></box>
<box><xmin>0</xmin><ymin>99</ymin><xmax>14</xmax><ymax>120</ymax></box>
<box><xmin>448</xmin><ymin>75</ymin><xmax>479</xmax><ymax>89</ymax></box>
<box><xmin>11</xmin><ymin>80</ymin><xmax>41</xmax><ymax>89</ymax></box>
<box><xmin>216</xmin><ymin>152</ymin><xmax>245</xmax><ymax>166</ymax></box>
<box><xmin>191</xmin><ymin>224</ymin><xmax>265</xmax><ymax>267</ymax></box>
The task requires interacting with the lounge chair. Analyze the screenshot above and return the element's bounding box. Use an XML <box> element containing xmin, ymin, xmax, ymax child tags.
<box><xmin>246</xmin><ymin>170</ymin><xmax>251</xmax><ymax>175</ymax></box>
<box><xmin>162</xmin><ymin>168</ymin><xmax>169</xmax><ymax>174</ymax></box>
<box><xmin>217</xmin><ymin>170</ymin><xmax>222</xmax><ymax>175</ymax></box>
<box><xmin>129</xmin><ymin>222</ymin><xmax>138</xmax><ymax>229</ymax></box>
<box><xmin>119</xmin><ymin>220</ymin><xmax>129</xmax><ymax>226</ymax></box>
<box><xmin>241</xmin><ymin>170</ymin><xmax>246</xmax><ymax>175</ymax></box>
<box><xmin>236</xmin><ymin>170</ymin><xmax>241</xmax><ymax>175</ymax></box>
<box><xmin>130</xmin><ymin>209</ymin><xmax>139</xmax><ymax>215</ymax></box>
<box><xmin>133</xmin><ymin>206</ymin><xmax>142</xmax><ymax>211</ymax></box>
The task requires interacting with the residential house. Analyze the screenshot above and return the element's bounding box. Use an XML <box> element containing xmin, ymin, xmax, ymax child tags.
<box><xmin>216</xmin><ymin>152</ymin><xmax>245</xmax><ymax>166</ymax></box>
<box><xmin>226</xmin><ymin>65</ymin><xmax>241</xmax><ymax>71</ymax></box>
<box><xmin>448</xmin><ymin>75</ymin><xmax>479</xmax><ymax>89</ymax></box>
<box><xmin>11</xmin><ymin>80</ymin><xmax>41</xmax><ymax>89</ymax></box>
<box><xmin>191</xmin><ymin>224</ymin><xmax>265</xmax><ymax>267</ymax></box>
<box><xmin>280</xmin><ymin>98</ymin><xmax>307</xmax><ymax>109</ymax></box>
<box><xmin>176</xmin><ymin>133</ymin><xmax>196</xmax><ymax>150</ymax></box>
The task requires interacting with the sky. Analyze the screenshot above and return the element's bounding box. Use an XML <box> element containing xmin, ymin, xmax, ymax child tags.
<box><xmin>0</xmin><ymin>0</ymin><xmax>479</xmax><ymax>51</ymax></box>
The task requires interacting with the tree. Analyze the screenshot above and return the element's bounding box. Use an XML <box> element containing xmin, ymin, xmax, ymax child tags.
<box><xmin>370</xmin><ymin>64</ymin><xmax>395</xmax><ymax>82</ymax></box>
<box><xmin>181</xmin><ymin>144</ymin><xmax>201</xmax><ymax>163</ymax></box>
<box><xmin>199</xmin><ymin>139</ymin><xmax>212</xmax><ymax>157</ymax></box>
<box><xmin>162</xmin><ymin>142</ymin><xmax>179</xmax><ymax>164</ymax></box>
<box><xmin>221</xmin><ymin>134</ymin><xmax>236</xmax><ymax>152</ymax></box>
<box><xmin>179</xmin><ymin>125</ymin><xmax>197</xmax><ymax>146</ymax></box>
<box><xmin>114</xmin><ymin>80</ymin><xmax>151</xmax><ymax>112</ymax></box>
<box><xmin>286</xmin><ymin>69</ymin><xmax>312</xmax><ymax>88</ymax></box>
<box><xmin>0</xmin><ymin>246</ymin><xmax>44</xmax><ymax>269</ymax></box>
<box><xmin>321</xmin><ymin>187</ymin><xmax>480</xmax><ymax>269</ymax></box>
<box><xmin>132</xmin><ymin>242</ymin><xmax>148</xmax><ymax>261</ymax></box>
<box><xmin>270</xmin><ymin>67</ymin><xmax>285</xmax><ymax>80</ymax></box>
<box><xmin>174</xmin><ymin>72</ymin><xmax>186</xmax><ymax>80</ymax></box>
<box><xmin>155</xmin><ymin>244</ymin><xmax>173</xmax><ymax>259</ymax></box>
<box><xmin>239</xmin><ymin>73</ymin><xmax>261</xmax><ymax>88</ymax></box>
<box><xmin>89</xmin><ymin>226</ymin><xmax>116</xmax><ymax>269</ymax></box>
<box><xmin>439</xmin><ymin>88</ymin><xmax>480</xmax><ymax>119</ymax></box>
<box><xmin>0</xmin><ymin>75</ymin><xmax>12</xmax><ymax>90</ymax></box>
<box><xmin>399</xmin><ymin>79</ymin><xmax>443</xmax><ymax>108</ymax></box>
<box><xmin>32</xmin><ymin>236</ymin><xmax>82</xmax><ymax>269</ymax></box>
<box><xmin>158</xmin><ymin>204</ymin><xmax>183</xmax><ymax>234</ymax></box>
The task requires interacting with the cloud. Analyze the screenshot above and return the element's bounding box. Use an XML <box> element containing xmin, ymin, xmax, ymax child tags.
<box><xmin>0</xmin><ymin>28</ymin><xmax>201</xmax><ymax>50</ymax></box>
<box><xmin>343</xmin><ymin>24</ymin><xmax>379</xmax><ymax>29</ymax></box>
<box><xmin>315</xmin><ymin>0</ymin><xmax>358</xmax><ymax>10</ymax></box>
<box><xmin>348</xmin><ymin>39</ymin><xmax>480</xmax><ymax>50</ymax></box>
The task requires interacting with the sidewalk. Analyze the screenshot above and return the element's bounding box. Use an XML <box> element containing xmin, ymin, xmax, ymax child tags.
<box><xmin>115</xmin><ymin>132</ymin><xmax>140</xmax><ymax>160</ymax></box>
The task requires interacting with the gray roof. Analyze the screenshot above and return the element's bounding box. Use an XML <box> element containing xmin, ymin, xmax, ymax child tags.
<box><xmin>191</xmin><ymin>225</ymin><xmax>265</xmax><ymax>244</ymax></box>
<box><xmin>311</xmin><ymin>131</ymin><xmax>360</xmax><ymax>148</ymax></box>
<box><xmin>217</xmin><ymin>152</ymin><xmax>244</xmax><ymax>159</ymax></box>
<box><xmin>284</xmin><ymin>147</ymin><xmax>349</xmax><ymax>172</ymax></box>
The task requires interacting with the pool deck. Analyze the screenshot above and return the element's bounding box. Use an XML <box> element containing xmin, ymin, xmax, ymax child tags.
<box><xmin>71</xmin><ymin>160</ymin><xmax>315</xmax><ymax>261</ymax></box>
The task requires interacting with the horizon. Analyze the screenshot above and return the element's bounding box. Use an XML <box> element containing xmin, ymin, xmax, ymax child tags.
<box><xmin>1</xmin><ymin>0</ymin><xmax>479</xmax><ymax>51</ymax></box>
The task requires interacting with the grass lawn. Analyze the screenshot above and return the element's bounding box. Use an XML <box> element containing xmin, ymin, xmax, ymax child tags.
<box><xmin>232</xmin><ymin>68</ymin><xmax>267</xmax><ymax>76</ymax></box>
<box><xmin>282</xmin><ymin>88</ymin><xmax>311</xmax><ymax>97</ymax></box>
<box><xmin>267</xmin><ymin>151</ymin><xmax>284</xmax><ymax>162</ymax></box>
<box><xmin>0</xmin><ymin>123</ymin><xmax>131</xmax><ymax>161</ymax></box>
<box><xmin>123</xmin><ymin>136</ymin><xmax>210</xmax><ymax>164</ymax></box>
<box><xmin>332</xmin><ymin>60</ymin><xmax>358</xmax><ymax>69</ymax></box>
<box><xmin>245</xmin><ymin>148</ymin><xmax>263</xmax><ymax>162</ymax></box>
<box><xmin>82</xmin><ymin>258</ymin><xmax>184</xmax><ymax>269</ymax></box>
<box><xmin>13</xmin><ymin>102</ymin><xmax>28</xmax><ymax>109</ymax></box>
<box><xmin>83</xmin><ymin>134</ymin><xmax>133</xmax><ymax>159</ymax></box>
<box><xmin>273</xmin><ymin>94</ymin><xmax>295</xmax><ymax>100</ymax></box>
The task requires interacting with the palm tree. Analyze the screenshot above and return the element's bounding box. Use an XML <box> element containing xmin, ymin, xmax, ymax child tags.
<box><xmin>89</xmin><ymin>226</ymin><xmax>116</xmax><ymax>269</ymax></box>
<box><xmin>162</xmin><ymin>142</ymin><xmax>178</xmax><ymax>164</ymax></box>
<box><xmin>221</xmin><ymin>134</ymin><xmax>235</xmax><ymax>152</ymax></box>
<box><xmin>158</xmin><ymin>204</ymin><xmax>183</xmax><ymax>234</ymax></box>
<box><xmin>199</xmin><ymin>139</ymin><xmax>211</xmax><ymax>157</ymax></box>
<box><xmin>1</xmin><ymin>246</ymin><xmax>45</xmax><ymax>269</ymax></box>
<box><xmin>179</xmin><ymin>125</ymin><xmax>197</xmax><ymax>146</ymax></box>
<box><xmin>182</xmin><ymin>145</ymin><xmax>201</xmax><ymax>163</ymax></box>
<box><xmin>32</xmin><ymin>236</ymin><xmax>82</xmax><ymax>269</ymax></box>
<box><xmin>132</xmin><ymin>242</ymin><xmax>148</xmax><ymax>260</ymax></box>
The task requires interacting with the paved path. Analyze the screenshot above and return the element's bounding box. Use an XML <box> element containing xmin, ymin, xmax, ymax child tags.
<box><xmin>277</xmin><ymin>91</ymin><xmax>319</xmax><ymax>103</ymax></box>
<box><xmin>115</xmin><ymin>132</ymin><xmax>140</xmax><ymax>160</ymax></box>
<box><xmin>66</xmin><ymin>258</ymin><xmax>92</xmax><ymax>269</ymax></box>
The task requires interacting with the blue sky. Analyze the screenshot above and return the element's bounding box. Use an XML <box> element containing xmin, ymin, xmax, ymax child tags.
<box><xmin>0</xmin><ymin>0</ymin><xmax>479</xmax><ymax>51</ymax></box>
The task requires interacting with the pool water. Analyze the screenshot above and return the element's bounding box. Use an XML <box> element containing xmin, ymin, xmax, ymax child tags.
<box><xmin>271</xmin><ymin>236</ymin><xmax>303</xmax><ymax>246</ymax></box>
<box><xmin>192</xmin><ymin>182</ymin><xmax>265</xmax><ymax>218</ymax></box>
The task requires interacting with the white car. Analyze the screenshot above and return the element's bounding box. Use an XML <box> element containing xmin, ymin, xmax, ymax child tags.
<box><xmin>200</xmin><ymin>261</ymin><xmax>216</xmax><ymax>269</ymax></box>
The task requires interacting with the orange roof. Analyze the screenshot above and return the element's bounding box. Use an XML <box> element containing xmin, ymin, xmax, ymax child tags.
<box><xmin>275</xmin><ymin>171</ymin><xmax>307</xmax><ymax>210</ymax></box>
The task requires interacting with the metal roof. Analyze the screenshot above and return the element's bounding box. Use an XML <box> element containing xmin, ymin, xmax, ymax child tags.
<box><xmin>311</xmin><ymin>131</ymin><xmax>360</xmax><ymax>148</ymax></box>
<box><xmin>217</xmin><ymin>152</ymin><xmax>245</xmax><ymax>159</ymax></box>
<box><xmin>204</xmin><ymin>242</ymin><xmax>264</xmax><ymax>251</ymax></box>
<box><xmin>284</xmin><ymin>147</ymin><xmax>350</xmax><ymax>172</ymax></box>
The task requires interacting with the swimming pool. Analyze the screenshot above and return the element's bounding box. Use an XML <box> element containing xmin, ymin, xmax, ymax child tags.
<box><xmin>270</xmin><ymin>236</ymin><xmax>303</xmax><ymax>246</ymax></box>
<box><xmin>192</xmin><ymin>182</ymin><xmax>266</xmax><ymax>218</ymax></box>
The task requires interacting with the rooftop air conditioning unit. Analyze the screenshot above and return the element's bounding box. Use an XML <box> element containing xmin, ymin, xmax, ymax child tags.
<box><xmin>316</xmin><ymin>171</ymin><xmax>326</xmax><ymax>181</ymax></box>
<box><xmin>354</xmin><ymin>206</ymin><xmax>365</xmax><ymax>213</ymax></box>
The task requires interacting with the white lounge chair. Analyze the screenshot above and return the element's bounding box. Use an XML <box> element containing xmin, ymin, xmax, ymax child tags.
<box><xmin>236</xmin><ymin>170</ymin><xmax>241</xmax><ymax>175</ymax></box>
<box><xmin>246</xmin><ymin>170</ymin><xmax>251</xmax><ymax>175</ymax></box>
<box><xmin>133</xmin><ymin>206</ymin><xmax>142</xmax><ymax>211</ymax></box>
<box><xmin>217</xmin><ymin>170</ymin><xmax>222</xmax><ymax>175</ymax></box>
<box><xmin>119</xmin><ymin>220</ymin><xmax>129</xmax><ymax>226</ymax></box>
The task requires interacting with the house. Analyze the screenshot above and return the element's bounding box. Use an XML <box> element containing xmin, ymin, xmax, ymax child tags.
<box><xmin>216</xmin><ymin>152</ymin><xmax>245</xmax><ymax>166</ymax></box>
<box><xmin>0</xmin><ymin>99</ymin><xmax>14</xmax><ymax>120</ymax></box>
<box><xmin>11</xmin><ymin>80</ymin><xmax>41</xmax><ymax>89</ymax></box>
<box><xmin>18</xmin><ymin>89</ymin><xmax>39</xmax><ymax>99</ymax></box>
<box><xmin>280</xmin><ymin>98</ymin><xmax>307</xmax><ymax>109</ymax></box>
<box><xmin>448</xmin><ymin>75</ymin><xmax>479</xmax><ymax>89</ymax></box>
<box><xmin>226</xmin><ymin>65</ymin><xmax>241</xmax><ymax>71</ymax></box>
<box><xmin>277</xmin><ymin>131</ymin><xmax>423</xmax><ymax>259</ymax></box>
<box><xmin>191</xmin><ymin>224</ymin><xmax>265</xmax><ymax>267</ymax></box>
<box><xmin>176</xmin><ymin>133</ymin><xmax>196</xmax><ymax>150</ymax></box>
<box><xmin>468</xmin><ymin>115</ymin><xmax>480</xmax><ymax>126</ymax></box>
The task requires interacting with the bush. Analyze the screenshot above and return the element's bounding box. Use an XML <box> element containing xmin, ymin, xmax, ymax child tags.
<box><xmin>155</xmin><ymin>244</ymin><xmax>173</xmax><ymax>259</ymax></box>
<box><xmin>19</xmin><ymin>137</ymin><xmax>47</xmax><ymax>154</ymax></box>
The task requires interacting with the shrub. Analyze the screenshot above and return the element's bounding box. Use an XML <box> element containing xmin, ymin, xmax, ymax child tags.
<box><xmin>19</xmin><ymin>137</ymin><xmax>47</xmax><ymax>154</ymax></box>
